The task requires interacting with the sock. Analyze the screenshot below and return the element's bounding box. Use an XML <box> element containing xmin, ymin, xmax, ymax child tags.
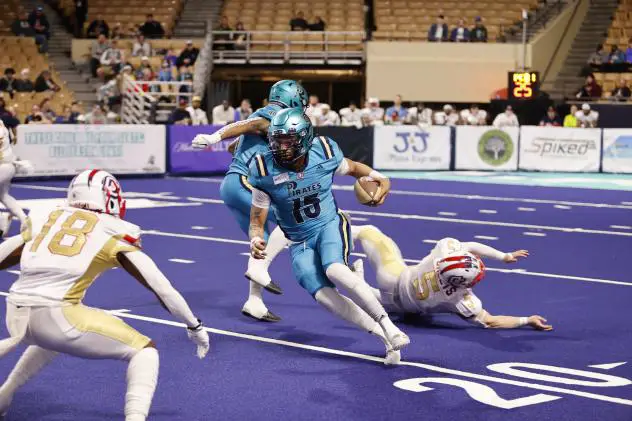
<box><xmin>125</xmin><ymin>347</ymin><xmax>159</xmax><ymax>421</ymax></box>
<box><xmin>325</xmin><ymin>263</ymin><xmax>387</xmax><ymax>320</ymax></box>
<box><xmin>314</xmin><ymin>287</ymin><xmax>388</xmax><ymax>345</ymax></box>
<box><xmin>248</xmin><ymin>281</ymin><xmax>264</xmax><ymax>304</ymax></box>
<box><xmin>263</xmin><ymin>226</ymin><xmax>290</xmax><ymax>269</ymax></box>
<box><xmin>0</xmin><ymin>346</ymin><xmax>57</xmax><ymax>413</ymax></box>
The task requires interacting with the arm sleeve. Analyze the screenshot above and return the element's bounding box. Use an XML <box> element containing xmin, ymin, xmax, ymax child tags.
<box><xmin>120</xmin><ymin>250</ymin><xmax>199</xmax><ymax>327</ymax></box>
<box><xmin>252</xmin><ymin>187</ymin><xmax>271</xmax><ymax>209</ymax></box>
<box><xmin>461</xmin><ymin>242</ymin><xmax>507</xmax><ymax>261</ymax></box>
<box><xmin>335</xmin><ymin>158</ymin><xmax>350</xmax><ymax>175</ymax></box>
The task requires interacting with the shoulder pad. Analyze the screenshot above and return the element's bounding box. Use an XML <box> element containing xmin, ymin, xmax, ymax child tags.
<box><xmin>101</xmin><ymin>214</ymin><xmax>142</xmax><ymax>247</ymax></box>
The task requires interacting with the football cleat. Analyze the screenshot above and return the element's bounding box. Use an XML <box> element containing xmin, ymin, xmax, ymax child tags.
<box><xmin>241</xmin><ymin>299</ymin><xmax>281</xmax><ymax>322</ymax></box>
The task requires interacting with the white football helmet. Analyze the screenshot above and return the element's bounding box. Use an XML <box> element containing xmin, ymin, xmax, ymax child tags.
<box><xmin>67</xmin><ymin>169</ymin><xmax>127</xmax><ymax>218</ymax></box>
<box><xmin>435</xmin><ymin>251</ymin><xmax>486</xmax><ymax>289</ymax></box>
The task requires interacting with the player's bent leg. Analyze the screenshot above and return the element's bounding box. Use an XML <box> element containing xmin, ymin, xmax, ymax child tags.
<box><xmin>321</xmin><ymin>215</ymin><xmax>410</xmax><ymax>351</ymax></box>
<box><xmin>125</xmin><ymin>343</ymin><xmax>159</xmax><ymax>421</ymax></box>
<box><xmin>314</xmin><ymin>287</ymin><xmax>400</xmax><ymax>365</ymax></box>
<box><xmin>0</xmin><ymin>163</ymin><xmax>27</xmax><ymax>238</ymax></box>
<box><xmin>0</xmin><ymin>346</ymin><xmax>57</xmax><ymax>416</ymax></box>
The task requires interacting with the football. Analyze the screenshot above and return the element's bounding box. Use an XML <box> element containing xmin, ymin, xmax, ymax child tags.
<box><xmin>354</xmin><ymin>177</ymin><xmax>381</xmax><ymax>206</ymax></box>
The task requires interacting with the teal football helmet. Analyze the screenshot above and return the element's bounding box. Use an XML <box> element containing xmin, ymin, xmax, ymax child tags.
<box><xmin>268</xmin><ymin>80</ymin><xmax>309</xmax><ymax>111</ymax></box>
<box><xmin>268</xmin><ymin>108</ymin><xmax>314</xmax><ymax>167</ymax></box>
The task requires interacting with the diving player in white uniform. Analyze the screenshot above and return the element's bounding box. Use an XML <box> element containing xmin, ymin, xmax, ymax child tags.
<box><xmin>0</xmin><ymin>119</ymin><xmax>31</xmax><ymax>238</ymax></box>
<box><xmin>0</xmin><ymin>170</ymin><xmax>210</xmax><ymax>421</ymax></box>
<box><xmin>351</xmin><ymin>225</ymin><xmax>553</xmax><ymax>331</ymax></box>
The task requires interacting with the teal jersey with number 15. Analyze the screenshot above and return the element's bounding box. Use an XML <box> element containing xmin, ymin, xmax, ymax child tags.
<box><xmin>248</xmin><ymin>136</ymin><xmax>344</xmax><ymax>242</ymax></box>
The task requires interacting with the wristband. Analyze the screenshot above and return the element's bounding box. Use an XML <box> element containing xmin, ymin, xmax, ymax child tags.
<box><xmin>518</xmin><ymin>317</ymin><xmax>528</xmax><ymax>327</ymax></box>
<box><xmin>187</xmin><ymin>318</ymin><xmax>203</xmax><ymax>331</ymax></box>
<box><xmin>369</xmin><ymin>170</ymin><xmax>386</xmax><ymax>180</ymax></box>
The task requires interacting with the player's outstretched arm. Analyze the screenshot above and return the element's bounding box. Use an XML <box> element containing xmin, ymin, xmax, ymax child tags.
<box><xmin>191</xmin><ymin>118</ymin><xmax>270</xmax><ymax>149</ymax></box>
<box><xmin>117</xmin><ymin>250</ymin><xmax>210</xmax><ymax>358</ymax></box>
<box><xmin>0</xmin><ymin>235</ymin><xmax>26</xmax><ymax>271</ymax></box>
<box><xmin>339</xmin><ymin>158</ymin><xmax>391</xmax><ymax>205</ymax></box>
<box><xmin>469</xmin><ymin>309</ymin><xmax>553</xmax><ymax>331</ymax></box>
<box><xmin>249</xmin><ymin>187</ymin><xmax>271</xmax><ymax>259</ymax></box>
<box><xmin>462</xmin><ymin>241</ymin><xmax>529</xmax><ymax>263</ymax></box>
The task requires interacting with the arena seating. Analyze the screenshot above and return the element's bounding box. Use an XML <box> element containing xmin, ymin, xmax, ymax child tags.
<box><xmin>606</xmin><ymin>0</ymin><xmax>632</xmax><ymax>50</ymax></box>
<box><xmin>56</xmin><ymin>0</ymin><xmax>183</xmax><ymax>37</ymax></box>
<box><xmin>0</xmin><ymin>0</ymin><xmax>21</xmax><ymax>37</ymax></box>
<box><xmin>372</xmin><ymin>0</ymin><xmax>539</xmax><ymax>42</ymax></box>
<box><xmin>0</xmin><ymin>37</ymin><xmax>76</xmax><ymax>121</ymax></box>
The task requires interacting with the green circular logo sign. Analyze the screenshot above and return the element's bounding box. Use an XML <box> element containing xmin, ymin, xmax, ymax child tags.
<box><xmin>477</xmin><ymin>129</ymin><xmax>514</xmax><ymax>166</ymax></box>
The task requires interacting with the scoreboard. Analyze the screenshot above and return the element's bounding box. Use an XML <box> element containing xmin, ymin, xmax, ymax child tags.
<box><xmin>508</xmin><ymin>71</ymin><xmax>540</xmax><ymax>100</ymax></box>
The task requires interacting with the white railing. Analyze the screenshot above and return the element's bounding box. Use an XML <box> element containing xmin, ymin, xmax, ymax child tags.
<box><xmin>121</xmin><ymin>75</ymin><xmax>194</xmax><ymax>123</ymax></box>
<box><xmin>211</xmin><ymin>31</ymin><xmax>366</xmax><ymax>64</ymax></box>
<box><xmin>193</xmin><ymin>19</ymin><xmax>213</xmax><ymax>98</ymax></box>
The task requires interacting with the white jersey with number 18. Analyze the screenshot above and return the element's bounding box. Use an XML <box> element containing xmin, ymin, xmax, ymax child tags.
<box><xmin>9</xmin><ymin>206</ymin><xmax>141</xmax><ymax>307</ymax></box>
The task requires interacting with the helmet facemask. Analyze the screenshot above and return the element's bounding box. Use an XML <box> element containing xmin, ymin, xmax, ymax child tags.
<box><xmin>269</xmin><ymin>132</ymin><xmax>307</xmax><ymax>167</ymax></box>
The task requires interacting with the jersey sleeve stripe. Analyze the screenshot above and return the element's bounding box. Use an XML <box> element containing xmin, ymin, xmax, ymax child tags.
<box><xmin>337</xmin><ymin>211</ymin><xmax>351</xmax><ymax>266</ymax></box>
<box><xmin>239</xmin><ymin>175</ymin><xmax>253</xmax><ymax>192</ymax></box>
<box><xmin>319</xmin><ymin>136</ymin><xmax>333</xmax><ymax>160</ymax></box>
<box><xmin>123</xmin><ymin>234</ymin><xmax>140</xmax><ymax>246</ymax></box>
<box><xmin>255</xmin><ymin>155</ymin><xmax>268</xmax><ymax>177</ymax></box>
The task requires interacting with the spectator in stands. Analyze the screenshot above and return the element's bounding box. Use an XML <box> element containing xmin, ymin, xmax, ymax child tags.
<box><xmin>169</xmin><ymin>99</ymin><xmax>193</xmax><ymax>125</ymax></box>
<box><xmin>24</xmin><ymin>104</ymin><xmax>51</xmax><ymax>124</ymax></box>
<box><xmin>34</xmin><ymin>70</ymin><xmax>61</xmax><ymax>92</ymax></box>
<box><xmin>290</xmin><ymin>11</ymin><xmax>309</xmax><ymax>31</ymax></box>
<box><xmin>158</xmin><ymin>61</ymin><xmax>174</xmax><ymax>82</ymax></box>
<box><xmin>177</xmin><ymin>41</ymin><xmax>200</xmax><ymax>67</ymax></box>
<box><xmin>139</xmin><ymin>14</ymin><xmax>165</xmax><ymax>39</ymax></box>
<box><xmin>492</xmin><ymin>105</ymin><xmax>519</xmax><ymax>127</ymax></box>
<box><xmin>406</xmin><ymin>102</ymin><xmax>433</xmax><ymax>126</ymax></box>
<box><xmin>74</xmin><ymin>0</ymin><xmax>88</xmax><ymax>38</ymax></box>
<box><xmin>28</xmin><ymin>7</ymin><xmax>50</xmax><ymax>53</ymax></box>
<box><xmin>450</xmin><ymin>19</ymin><xmax>470</xmax><ymax>43</ymax></box>
<box><xmin>132</xmin><ymin>34</ymin><xmax>152</xmax><ymax>57</ymax></box>
<box><xmin>55</xmin><ymin>103</ymin><xmax>82</xmax><ymax>124</ymax></box>
<box><xmin>339</xmin><ymin>101</ymin><xmax>363</xmax><ymax>128</ymax></box>
<box><xmin>39</xmin><ymin>98</ymin><xmax>57</xmax><ymax>122</ymax></box>
<box><xmin>361</xmin><ymin>97</ymin><xmax>385</xmax><ymax>126</ymax></box>
<box><xmin>434</xmin><ymin>104</ymin><xmax>459</xmax><ymax>126</ymax></box>
<box><xmin>87</xmin><ymin>14</ymin><xmax>109</xmax><ymax>38</ymax></box>
<box><xmin>135</xmin><ymin>56</ymin><xmax>154</xmax><ymax>80</ymax></box>
<box><xmin>611</xmin><ymin>79</ymin><xmax>631</xmax><ymax>102</ymax></box>
<box><xmin>0</xmin><ymin>69</ymin><xmax>17</xmax><ymax>97</ymax></box>
<box><xmin>12</xmin><ymin>11</ymin><xmax>35</xmax><ymax>38</ymax></box>
<box><xmin>308</xmin><ymin>16</ymin><xmax>326</xmax><ymax>31</ymax></box>
<box><xmin>385</xmin><ymin>94</ymin><xmax>408</xmax><ymax>125</ymax></box>
<box><xmin>608</xmin><ymin>45</ymin><xmax>626</xmax><ymax>72</ymax></box>
<box><xmin>98</xmin><ymin>74</ymin><xmax>121</xmax><ymax>106</ymax></box>
<box><xmin>70</xmin><ymin>101</ymin><xmax>84</xmax><ymax>123</ymax></box>
<box><xmin>111</xmin><ymin>22</ymin><xmax>124</xmax><ymax>39</ymax></box>
<box><xmin>15</xmin><ymin>69</ymin><xmax>34</xmax><ymax>92</ymax></box>
<box><xmin>235</xmin><ymin>99</ymin><xmax>253</xmax><ymax>121</ymax></box>
<box><xmin>165</xmin><ymin>49</ymin><xmax>178</xmax><ymax>67</ymax></box>
<box><xmin>85</xmin><ymin>104</ymin><xmax>108</xmax><ymax>124</ymax></box>
<box><xmin>575</xmin><ymin>103</ymin><xmax>598</xmax><ymax>128</ymax></box>
<box><xmin>428</xmin><ymin>15</ymin><xmax>448</xmax><ymax>42</ymax></box>
<box><xmin>563</xmin><ymin>105</ymin><xmax>578</xmax><ymax>127</ymax></box>
<box><xmin>576</xmin><ymin>74</ymin><xmax>602</xmax><ymax>100</ymax></box>
<box><xmin>305</xmin><ymin>95</ymin><xmax>322</xmax><ymax>124</ymax></box>
<box><xmin>212</xmin><ymin>100</ymin><xmax>236</xmax><ymax>125</ymax></box>
<box><xmin>626</xmin><ymin>40</ymin><xmax>632</xmax><ymax>66</ymax></box>
<box><xmin>100</xmin><ymin>39</ymin><xmax>125</xmax><ymax>74</ymax></box>
<box><xmin>460</xmin><ymin>104</ymin><xmax>487</xmax><ymax>125</ymax></box>
<box><xmin>0</xmin><ymin>99</ymin><xmax>19</xmax><ymax>130</ymax></box>
<box><xmin>186</xmin><ymin>96</ymin><xmax>209</xmax><ymax>125</ymax></box>
<box><xmin>588</xmin><ymin>44</ymin><xmax>608</xmax><ymax>70</ymax></box>
<box><xmin>233</xmin><ymin>22</ymin><xmax>249</xmax><ymax>50</ymax></box>
<box><xmin>90</xmin><ymin>34</ymin><xmax>110</xmax><ymax>77</ymax></box>
<box><xmin>215</xmin><ymin>16</ymin><xmax>233</xmax><ymax>50</ymax></box>
<box><xmin>127</xmin><ymin>24</ymin><xmax>139</xmax><ymax>38</ymax></box>
<box><xmin>539</xmin><ymin>106</ymin><xmax>561</xmax><ymax>126</ymax></box>
<box><xmin>470</xmin><ymin>17</ymin><xmax>487</xmax><ymax>42</ymax></box>
<box><xmin>314</xmin><ymin>104</ymin><xmax>340</xmax><ymax>126</ymax></box>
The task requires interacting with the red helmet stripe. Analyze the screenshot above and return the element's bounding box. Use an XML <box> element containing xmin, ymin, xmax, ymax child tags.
<box><xmin>439</xmin><ymin>262</ymin><xmax>471</xmax><ymax>274</ymax></box>
<box><xmin>87</xmin><ymin>169</ymin><xmax>100</xmax><ymax>186</ymax></box>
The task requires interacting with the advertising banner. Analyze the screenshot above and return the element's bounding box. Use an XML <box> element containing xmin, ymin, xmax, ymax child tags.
<box><xmin>373</xmin><ymin>125</ymin><xmax>451</xmax><ymax>170</ymax></box>
<box><xmin>455</xmin><ymin>126</ymin><xmax>519</xmax><ymax>170</ymax></box>
<box><xmin>602</xmin><ymin>129</ymin><xmax>632</xmax><ymax>173</ymax></box>
<box><xmin>168</xmin><ymin>125</ymin><xmax>233</xmax><ymax>174</ymax></box>
<box><xmin>15</xmin><ymin>124</ymin><xmax>166</xmax><ymax>177</ymax></box>
<box><xmin>518</xmin><ymin>126</ymin><xmax>601</xmax><ymax>172</ymax></box>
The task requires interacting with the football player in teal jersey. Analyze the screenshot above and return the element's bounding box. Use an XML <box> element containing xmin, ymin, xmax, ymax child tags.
<box><xmin>247</xmin><ymin>108</ymin><xmax>410</xmax><ymax>363</ymax></box>
<box><xmin>191</xmin><ymin>80</ymin><xmax>308</xmax><ymax>322</ymax></box>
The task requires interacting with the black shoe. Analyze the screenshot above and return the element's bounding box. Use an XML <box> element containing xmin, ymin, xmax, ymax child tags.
<box><xmin>241</xmin><ymin>309</ymin><xmax>282</xmax><ymax>322</ymax></box>
<box><xmin>245</xmin><ymin>274</ymin><xmax>283</xmax><ymax>295</ymax></box>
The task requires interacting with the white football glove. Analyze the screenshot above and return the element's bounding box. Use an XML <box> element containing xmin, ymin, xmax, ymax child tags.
<box><xmin>186</xmin><ymin>321</ymin><xmax>210</xmax><ymax>359</ymax></box>
<box><xmin>192</xmin><ymin>133</ymin><xmax>221</xmax><ymax>149</ymax></box>
<box><xmin>14</xmin><ymin>160</ymin><xmax>34</xmax><ymax>175</ymax></box>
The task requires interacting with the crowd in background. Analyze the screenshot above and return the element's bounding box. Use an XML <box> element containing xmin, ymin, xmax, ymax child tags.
<box><xmin>427</xmin><ymin>15</ymin><xmax>502</xmax><ymax>43</ymax></box>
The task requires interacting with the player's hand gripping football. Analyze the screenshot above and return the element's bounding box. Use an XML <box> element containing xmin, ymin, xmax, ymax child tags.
<box><xmin>372</xmin><ymin>176</ymin><xmax>391</xmax><ymax>206</ymax></box>
<box><xmin>250</xmin><ymin>237</ymin><xmax>267</xmax><ymax>260</ymax></box>
<box><xmin>187</xmin><ymin>322</ymin><xmax>210</xmax><ymax>359</ymax></box>
<box><xmin>528</xmin><ymin>315</ymin><xmax>553</xmax><ymax>331</ymax></box>
<box><xmin>503</xmin><ymin>249</ymin><xmax>529</xmax><ymax>263</ymax></box>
